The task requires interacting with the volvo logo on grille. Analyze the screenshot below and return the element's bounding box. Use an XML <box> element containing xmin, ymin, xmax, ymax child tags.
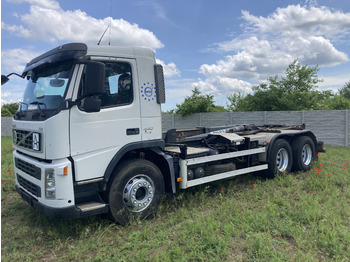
<box><xmin>33</xmin><ymin>133</ymin><xmax>40</xmax><ymax>151</ymax></box>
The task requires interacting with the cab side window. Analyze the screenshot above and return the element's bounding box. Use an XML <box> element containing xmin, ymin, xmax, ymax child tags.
<box><xmin>79</xmin><ymin>61</ymin><xmax>133</xmax><ymax>108</ymax></box>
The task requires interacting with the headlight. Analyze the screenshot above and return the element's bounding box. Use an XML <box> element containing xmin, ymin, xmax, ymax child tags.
<box><xmin>45</xmin><ymin>169</ymin><xmax>56</xmax><ymax>199</ymax></box>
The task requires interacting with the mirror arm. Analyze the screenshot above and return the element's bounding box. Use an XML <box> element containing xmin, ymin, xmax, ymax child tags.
<box><xmin>65</xmin><ymin>98</ymin><xmax>81</xmax><ymax>109</ymax></box>
<box><xmin>6</xmin><ymin>72</ymin><xmax>24</xmax><ymax>78</ymax></box>
<box><xmin>2</xmin><ymin>72</ymin><xmax>25</xmax><ymax>85</ymax></box>
<box><xmin>64</xmin><ymin>95</ymin><xmax>90</xmax><ymax>109</ymax></box>
<box><xmin>64</xmin><ymin>96</ymin><xmax>101</xmax><ymax>113</ymax></box>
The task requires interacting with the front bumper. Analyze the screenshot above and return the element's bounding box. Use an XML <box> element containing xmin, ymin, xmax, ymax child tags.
<box><xmin>14</xmin><ymin>150</ymin><xmax>109</xmax><ymax>219</ymax></box>
<box><xmin>16</xmin><ymin>185</ymin><xmax>82</xmax><ymax>219</ymax></box>
<box><xmin>13</xmin><ymin>150</ymin><xmax>78</xmax><ymax>217</ymax></box>
<box><xmin>16</xmin><ymin>185</ymin><xmax>109</xmax><ymax>219</ymax></box>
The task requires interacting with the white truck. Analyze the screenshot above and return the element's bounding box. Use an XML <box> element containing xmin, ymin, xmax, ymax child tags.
<box><xmin>3</xmin><ymin>43</ymin><xmax>325</xmax><ymax>225</ymax></box>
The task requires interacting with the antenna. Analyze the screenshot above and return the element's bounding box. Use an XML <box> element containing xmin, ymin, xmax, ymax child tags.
<box><xmin>97</xmin><ymin>25</ymin><xmax>110</xmax><ymax>45</ymax></box>
<box><xmin>97</xmin><ymin>0</ymin><xmax>112</xmax><ymax>46</ymax></box>
<box><xmin>109</xmin><ymin>0</ymin><xmax>112</xmax><ymax>45</ymax></box>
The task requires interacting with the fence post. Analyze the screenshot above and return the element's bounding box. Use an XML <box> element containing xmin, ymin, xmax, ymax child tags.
<box><xmin>302</xmin><ymin>111</ymin><xmax>305</xmax><ymax>124</ymax></box>
<box><xmin>171</xmin><ymin>114</ymin><xmax>175</xmax><ymax>129</ymax></box>
<box><xmin>264</xmin><ymin>111</ymin><xmax>267</xmax><ymax>125</ymax></box>
<box><xmin>346</xmin><ymin>110</ymin><xmax>349</xmax><ymax>147</ymax></box>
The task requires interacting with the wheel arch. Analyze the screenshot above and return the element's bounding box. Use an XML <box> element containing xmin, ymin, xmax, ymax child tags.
<box><xmin>144</xmin><ymin>148</ymin><xmax>176</xmax><ymax>194</ymax></box>
<box><xmin>101</xmin><ymin>140</ymin><xmax>176</xmax><ymax>194</ymax></box>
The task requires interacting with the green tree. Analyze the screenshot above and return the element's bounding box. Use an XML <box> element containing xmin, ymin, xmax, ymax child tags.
<box><xmin>282</xmin><ymin>59</ymin><xmax>322</xmax><ymax>92</ymax></box>
<box><xmin>321</xmin><ymin>95</ymin><xmax>350</xmax><ymax>110</ymax></box>
<box><xmin>226</xmin><ymin>60</ymin><xmax>324</xmax><ymax>111</ymax></box>
<box><xmin>162</xmin><ymin>109</ymin><xmax>176</xmax><ymax>114</ymax></box>
<box><xmin>339</xmin><ymin>81</ymin><xmax>350</xmax><ymax>99</ymax></box>
<box><xmin>175</xmin><ymin>87</ymin><xmax>227</xmax><ymax>117</ymax></box>
<box><xmin>226</xmin><ymin>92</ymin><xmax>249</xmax><ymax>111</ymax></box>
<box><xmin>1</xmin><ymin>103</ymin><xmax>19</xmax><ymax>117</ymax></box>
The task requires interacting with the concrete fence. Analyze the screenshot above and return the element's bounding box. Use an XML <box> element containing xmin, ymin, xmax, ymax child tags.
<box><xmin>2</xmin><ymin>110</ymin><xmax>349</xmax><ymax>147</ymax></box>
<box><xmin>2</xmin><ymin>117</ymin><xmax>13</xmax><ymax>137</ymax></box>
<box><xmin>162</xmin><ymin>110</ymin><xmax>350</xmax><ymax>148</ymax></box>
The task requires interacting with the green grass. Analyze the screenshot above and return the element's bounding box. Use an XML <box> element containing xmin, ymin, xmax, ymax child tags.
<box><xmin>2</xmin><ymin>136</ymin><xmax>350</xmax><ymax>261</ymax></box>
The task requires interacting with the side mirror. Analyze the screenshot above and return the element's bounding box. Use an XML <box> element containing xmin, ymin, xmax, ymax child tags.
<box><xmin>77</xmin><ymin>61</ymin><xmax>105</xmax><ymax>113</ymax></box>
<box><xmin>81</xmin><ymin>97</ymin><xmax>101</xmax><ymax>113</ymax></box>
<box><xmin>83</xmin><ymin>61</ymin><xmax>105</xmax><ymax>97</ymax></box>
<box><xmin>1</xmin><ymin>75</ymin><xmax>10</xmax><ymax>85</ymax></box>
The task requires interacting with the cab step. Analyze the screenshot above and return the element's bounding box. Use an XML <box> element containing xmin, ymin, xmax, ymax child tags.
<box><xmin>77</xmin><ymin>202</ymin><xmax>107</xmax><ymax>212</ymax></box>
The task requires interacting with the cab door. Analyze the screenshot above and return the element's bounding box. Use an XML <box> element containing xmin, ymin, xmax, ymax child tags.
<box><xmin>69</xmin><ymin>58</ymin><xmax>141</xmax><ymax>182</ymax></box>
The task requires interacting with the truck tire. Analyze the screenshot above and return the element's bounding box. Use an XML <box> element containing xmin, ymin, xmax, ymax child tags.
<box><xmin>108</xmin><ymin>159</ymin><xmax>164</xmax><ymax>225</ymax></box>
<box><xmin>291</xmin><ymin>136</ymin><xmax>315</xmax><ymax>171</ymax></box>
<box><xmin>266</xmin><ymin>139</ymin><xmax>293</xmax><ymax>178</ymax></box>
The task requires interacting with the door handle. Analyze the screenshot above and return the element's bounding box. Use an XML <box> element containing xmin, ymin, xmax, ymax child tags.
<box><xmin>126</xmin><ymin>128</ymin><xmax>140</xmax><ymax>135</ymax></box>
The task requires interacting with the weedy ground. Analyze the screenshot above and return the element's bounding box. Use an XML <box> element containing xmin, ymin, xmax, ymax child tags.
<box><xmin>1</xmin><ymin>136</ymin><xmax>350</xmax><ymax>261</ymax></box>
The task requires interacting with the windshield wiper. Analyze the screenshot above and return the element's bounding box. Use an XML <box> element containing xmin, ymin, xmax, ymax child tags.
<box><xmin>30</xmin><ymin>101</ymin><xmax>47</xmax><ymax>107</ymax></box>
<box><xmin>15</xmin><ymin>102</ymin><xmax>28</xmax><ymax>118</ymax></box>
<box><xmin>30</xmin><ymin>101</ymin><xmax>47</xmax><ymax>117</ymax></box>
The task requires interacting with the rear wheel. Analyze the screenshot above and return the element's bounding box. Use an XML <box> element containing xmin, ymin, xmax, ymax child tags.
<box><xmin>108</xmin><ymin>159</ymin><xmax>164</xmax><ymax>225</ymax></box>
<box><xmin>266</xmin><ymin>139</ymin><xmax>293</xmax><ymax>178</ymax></box>
<box><xmin>292</xmin><ymin>136</ymin><xmax>316</xmax><ymax>171</ymax></box>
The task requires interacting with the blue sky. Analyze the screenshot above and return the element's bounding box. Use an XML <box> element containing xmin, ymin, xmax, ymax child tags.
<box><xmin>2</xmin><ymin>0</ymin><xmax>350</xmax><ymax>111</ymax></box>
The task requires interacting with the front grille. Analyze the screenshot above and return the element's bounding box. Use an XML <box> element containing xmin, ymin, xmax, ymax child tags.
<box><xmin>15</xmin><ymin>158</ymin><xmax>41</xmax><ymax>180</ymax></box>
<box><xmin>13</xmin><ymin>130</ymin><xmax>41</xmax><ymax>151</ymax></box>
<box><xmin>17</xmin><ymin>174</ymin><xmax>41</xmax><ymax>198</ymax></box>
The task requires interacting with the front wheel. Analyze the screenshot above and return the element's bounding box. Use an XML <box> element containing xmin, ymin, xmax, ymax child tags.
<box><xmin>266</xmin><ymin>139</ymin><xmax>293</xmax><ymax>178</ymax></box>
<box><xmin>108</xmin><ymin>159</ymin><xmax>164</xmax><ymax>225</ymax></box>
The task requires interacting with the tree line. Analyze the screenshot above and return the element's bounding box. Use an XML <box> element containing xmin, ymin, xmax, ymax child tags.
<box><xmin>167</xmin><ymin>60</ymin><xmax>350</xmax><ymax>117</ymax></box>
<box><xmin>1</xmin><ymin>103</ymin><xmax>20</xmax><ymax>117</ymax></box>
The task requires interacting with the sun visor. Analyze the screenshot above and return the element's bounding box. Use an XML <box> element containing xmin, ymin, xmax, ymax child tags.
<box><xmin>22</xmin><ymin>43</ymin><xmax>88</xmax><ymax>75</ymax></box>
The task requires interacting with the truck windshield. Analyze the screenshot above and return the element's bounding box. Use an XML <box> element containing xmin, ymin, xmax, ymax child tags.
<box><xmin>21</xmin><ymin>60</ymin><xmax>74</xmax><ymax>111</ymax></box>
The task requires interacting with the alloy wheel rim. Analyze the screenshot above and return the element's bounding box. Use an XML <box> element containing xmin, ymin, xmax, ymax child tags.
<box><xmin>302</xmin><ymin>144</ymin><xmax>312</xmax><ymax>165</ymax></box>
<box><xmin>123</xmin><ymin>175</ymin><xmax>155</xmax><ymax>212</ymax></box>
<box><xmin>276</xmin><ymin>148</ymin><xmax>289</xmax><ymax>172</ymax></box>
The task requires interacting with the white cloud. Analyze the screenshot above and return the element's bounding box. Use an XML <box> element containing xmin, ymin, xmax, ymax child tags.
<box><xmin>283</xmin><ymin>36</ymin><xmax>348</xmax><ymax>66</ymax></box>
<box><xmin>201</xmin><ymin>36</ymin><xmax>293</xmax><ymax>81</ymax></box>
<box><xmin>193</xmin><ymin>76</ymin><xmax>252</xmax><ymax>96</ymax></box>
<box><xmin>242</xmin><ymin>5</ymin><xmax>350</xmax><ymax>39</ymax></box>
<box><xmin>3</xmin><ymin>0</ymin><xmax>164</xmax><ymax>49</ymax></box>
<box><xmin>1</xmin><ymin>92</ymin><xmax>15</xmax><ymax>105</ymax></box>
<box><xmin>1</xmin><ymin>92</ymin><xmax>12</xmax><ymax>98</ymax></box>
<box><xmin>161</xmin><ymin>78</ymin><xmax>195</xmax><ymax>111</ymax></box>
<box><xmin>319</xmin><ymin>74</ymin><xmax>350</xmax><ymax>90</ymax></box>
<box><xmin>1</xmin><ymin>92</ymin><xmax>12</xmax><ymax>104</ymax></box>
<box><xmin>197</xmin><ymin>4</ymin><xmax>350</xmax><ymax>97</ymax></box>
<box><xmin>237</xmin><ymin>5</ymin><xmax>350</xmax><ymax>68</ymax></box>
<box><xmin>1</xmin><ymin>77</ymin><xmax>28</xmax><ymax>105</ymax></box>
<box><xmin>7</xmin><ymin>0</ymin><xmax>60</xmax><ymax>10</ymax></box>
<box><xmin>1</xmin><ymin>48</ymin><xmax>41</xmax><ymax>73</ymax></box>
<box><xmin>1</xmin><ymin>99</ymin><xmax>9</xmax><ymax>105</ymax></box>
<box><xmin>156</xmin><ymin>59</ymin><xmax>181</xmax><ymax>78</ymax></box>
